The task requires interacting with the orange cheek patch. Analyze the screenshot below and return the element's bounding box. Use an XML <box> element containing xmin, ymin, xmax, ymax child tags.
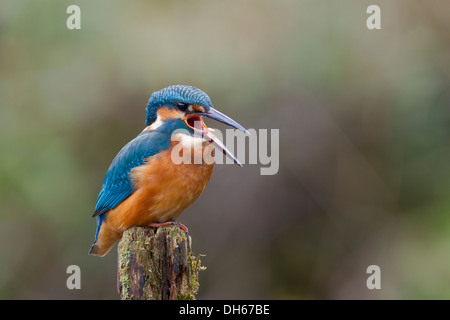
<box><xmin>157</xmin><ymin>107</ymin><xmax>184</xmax><ymax>121</ymax></box>
<box><xmin>192</xmin><ymin>105</ymin><xmax>206</xmax><ymax>113</ymax></box>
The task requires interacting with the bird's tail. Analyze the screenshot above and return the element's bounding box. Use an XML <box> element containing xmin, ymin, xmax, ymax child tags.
<box><xmin>89</xmin><ymin>219</ymin><xmax>121</xmax><ymax>257</ymax></box>
<box><xmin>89</xmin><ymin>241</ymin><xmax>115</xmax><ymax>257</ymax></box>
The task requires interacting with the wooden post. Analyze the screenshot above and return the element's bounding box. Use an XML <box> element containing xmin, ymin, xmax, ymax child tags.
<box><xmin>117</xmin><ymin>225</ymin><xmax>205</xmax><ymax>300</ymax></box>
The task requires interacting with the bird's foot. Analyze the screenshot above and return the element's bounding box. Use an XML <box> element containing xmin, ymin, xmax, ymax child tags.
<box><xmin>147</xmin><ymin>221</ymin><xmax>189</xmax><ymax>237</ymax></box>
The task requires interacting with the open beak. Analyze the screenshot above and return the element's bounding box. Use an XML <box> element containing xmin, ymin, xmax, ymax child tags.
<box><xmin>200</xmin><ymin>107</ymin><xmax>250</xmax><ymax>135</ymax></box>
<box><xmin>184</xmin><ymin>107</ymin><xmax>249</xmax><ymax>166</ymax></box>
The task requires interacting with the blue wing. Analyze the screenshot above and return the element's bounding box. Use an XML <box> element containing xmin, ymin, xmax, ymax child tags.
<box><xmin>93</xmin><ymin>129</ymin><xmax>171</xmax><ymax>217</ymax></box>
<box><xmin>91</xmin><ymin>119</ymin><xmax>184</xmax><ymax>244</ymax></box>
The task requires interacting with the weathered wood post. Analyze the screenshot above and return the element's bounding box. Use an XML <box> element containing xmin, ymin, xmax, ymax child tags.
<box><xmin>117</xmin><ymin>225</ymin><xmax>205</xmax><ymax>300</ymax></box>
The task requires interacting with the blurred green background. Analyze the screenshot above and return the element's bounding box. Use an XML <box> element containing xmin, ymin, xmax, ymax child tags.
<box><xmin>1</xmin><ymin>0</ymin><xmax>450</xmax><ymax>299</ymax></box>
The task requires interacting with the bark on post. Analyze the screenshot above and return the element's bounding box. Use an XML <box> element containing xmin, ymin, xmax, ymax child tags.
<box><xmin>117</xmin><ymin>225</ymin><xmax>204</xmax><ymax>300</ymax></box>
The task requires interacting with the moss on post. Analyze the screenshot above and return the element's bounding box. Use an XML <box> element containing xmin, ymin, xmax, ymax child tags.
<box><xmin>117</xmin><ymin>225</ymin><xmax>205</xmax><ymax>300</ymax></box>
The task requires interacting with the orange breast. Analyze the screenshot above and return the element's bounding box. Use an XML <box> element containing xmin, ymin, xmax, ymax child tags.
<box><xmin>104</xmin><ymin>141</ymin><xmax>214</xmax><ymax>232</ymax></box>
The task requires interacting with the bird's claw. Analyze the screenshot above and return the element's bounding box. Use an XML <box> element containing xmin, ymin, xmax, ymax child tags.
<box><xmin>175</xmin><ymin>221</ymin><xmax>189</xmax><ymax>237</ymax></box>
<box><xmin>147</xmin><ymin>221</ymin><xmax>189</xmax><ymax>237</ymax></box>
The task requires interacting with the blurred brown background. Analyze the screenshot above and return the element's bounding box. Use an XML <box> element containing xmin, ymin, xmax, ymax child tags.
<box><xmin>1</xmin><ymin>0</ymin><xmax>450</xmax><ymax>299</ymax></box>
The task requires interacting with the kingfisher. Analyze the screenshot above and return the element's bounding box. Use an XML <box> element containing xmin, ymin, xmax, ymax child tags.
<box><xmin>89</xmin><ymin>85</ymin><xmax>249</xmax><ymax>256</ymax></box>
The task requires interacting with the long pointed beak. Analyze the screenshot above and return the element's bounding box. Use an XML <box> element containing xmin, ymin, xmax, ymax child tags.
<box><xmin>200</xmin><ymin>107</ymin><xmax>250</xmax><ymax>135</ymax></box>
<box><xmin>184</xmin><ymin>107</ymin><xmax>248</xmax><ymax>166</ymax></box>
<box><xmin>203</xmin><ymin>128</ymin><xmax>243</xmax><ymax>167</ymax></box>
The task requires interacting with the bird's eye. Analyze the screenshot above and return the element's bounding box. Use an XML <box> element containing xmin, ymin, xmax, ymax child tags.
<box><xmin>176</xmin><ymin>102</ymin><xmax>189</xmax><ymax>111</ymax></box>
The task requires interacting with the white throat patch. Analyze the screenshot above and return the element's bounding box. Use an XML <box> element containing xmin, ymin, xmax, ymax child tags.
<box><xmin>147</xmin><ymin>116</ymin><xmax>164</xmax><ymax>130</ymax></box>
<box><xmin>172</xmin><ymin>132</ymin><xmax>209</xmax><ymax>148</ymax></box>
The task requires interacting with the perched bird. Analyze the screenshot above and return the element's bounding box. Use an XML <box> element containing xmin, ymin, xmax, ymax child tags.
<box><xmin>89</xmin><ymin>85</ymin><xmax>248</xmax><ymax>256</ymax></box>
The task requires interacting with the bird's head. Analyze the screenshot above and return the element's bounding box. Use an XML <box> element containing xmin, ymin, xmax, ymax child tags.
<box><xmin>145</xmin><ymin>85</ymin><xmax>249</xmax><ymax>166</ymax></box>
